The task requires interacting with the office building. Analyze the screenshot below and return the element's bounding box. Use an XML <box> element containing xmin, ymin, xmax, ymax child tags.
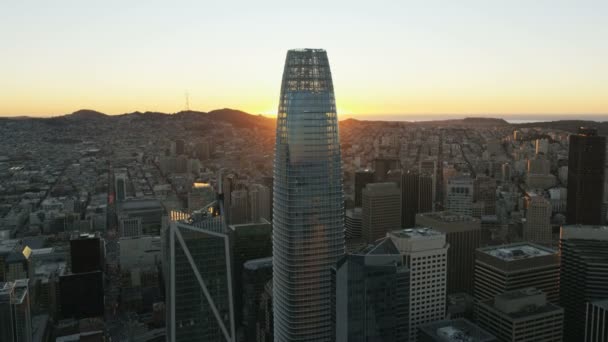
<box><xmin>419</xmin><ymin>159</ymin><xmax>438</xmax><ymax>209</ymax></box>
<box><xmin>188</xmin><ymin>182</ymin><xmax>215</xmax><ymax>212</ymax></box>
<box><xmin>477</xmin><ymin>288</ymin><xmax>563</xmax><ymax>342</ymax></box>
<box><xmin>362</xmin><ymin>182</ymin><xmax>401</xmax><ymax>243</ymax></box>
<box><xmin>242</xmin><ymin>258</ymin><xmax>273</xmax><ymax>342</ymax></box>
<box><xmin>585</xmin><ymin>300</ymin><xmax>608</xmax><ymax>342</ymax></box>
<box><xmin>119</xmin><ymin>199</ymin><xmax>164</xmax><ymax>235</ymax></box>
<box><xmin>0</xmin><ymin>279</ymin><xmax>32</xmax><ymax>342</ymax></box>
<box><xmin>388</xmin><ymin>228</ymin><xmax>448</xmax><ymax>342</ymax></box>
<box><xmin>345</xmin><ymin>208</ymin><xmax>362</xmax><ymax>239</ymax></box>
<box><xmin>249</xmin><ymin>184</ymin><xmax>271</xmax><ymax>223</ymax></box>
<box><xmin>334</xmin><ymin>247</ymin><xmax>410</xmax><ymax>342</ymax></box>
<box><xmin>272</xmin><ymin>49</ymin><xmax>345</xmax><ymax>342</ymax></box>
<box><xmin>230</xmin><ymin>190</ymin><xmax>249</xmax><ymax>225</ymax></box>
<box><xmin>257</xmin><ymin>281</ymin><xmax>273</xmax><ymax>342</ymax></box>
<box><xmin>567</xmin><ymin>128</ymin><xmax>606</xmax><ymax>224</ymax></box>
<box><xmin>418</xmin><ymin>318</ymin><xmax>496</xmax><ymax>342</ymax></box>
<box><xmin>119</xmin><ymin>236</ymin><xmax>161</xmax><ymax>271</ymax></box>
<box><xmin>475</xmin><ymin>243</ymin><xmax>560</xmax><ymax>303</ymax></box>
<box><xmin>446</xmin><ymin>175</ymin><xmax>474</xmax><ymax>216</ymax></box>
<box><xmin>119</xmin><ymin>217</ymin><xmax>142</xmax><ymax>238</ymax></box>
<box><xmin>416</xmin><ymin>211</ymin><xmax>481</xmax><ymax>295</ymax></box>
<box><xmin>59</xmin><ymin>271</ymin><xmax>104</xmax><ymax>319</ymax></box>
<box><xmin>560</xmin><ymin>225</ymin><xmax>608</xmax><ymax>341</ymax></box>
<box><xmin>0</xmin><ymin>240</ymin><xmax>31</xmax><ymax>283</ymax></box>
<box><xmin>166</xmin><ymin>203</ymin><xmax>235</xmax><ymax>342</ymax></box>
<box><xmin>373</xmin><ymin>158</ymin><xmax>399</xmax><ymax>182</ymax></box>
<box><xmin>474</xmin><ymin>176</ymin><xmax>496</xmax><ymax>215</ymax></box>
<box><xmin>115</xmin><ymin>170</ymin><xmax>128</xmax><ymax>202</ymax></box>
<box><xmin>354</xmin><ymin>170</ymin><xmax>375</xmax><ymax>207</ymax></box>
<box><xmin>69</xmin><ymin>233</ymin><xmax>104</xmax><ymax>274</ymax></box>
<box><xmin>523</xmin><ymin>194</ymin><xmax>552</xmax><ymax>244</ymax></box>
<box><xmin>402</xmin><ymin>170</ymin><xmax>433</xmax><ymax>228</ymax></box>
<box><xmin>228</xmin><ymin>220</ymin><xmax>272</xmax><ymax>331</ymax></box>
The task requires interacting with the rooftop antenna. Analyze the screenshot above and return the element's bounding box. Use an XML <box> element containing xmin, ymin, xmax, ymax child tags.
<box><xmin>185</xmin><ymin>91</ymin><xmax>190</xmax><ymax>111</ymax></box>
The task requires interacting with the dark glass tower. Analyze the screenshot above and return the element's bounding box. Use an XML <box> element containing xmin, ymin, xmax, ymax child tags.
<box><xmin>273</xmin><ymin>49</ymin><xmax>345</xmax><ymax>342</ymax></box>
<box><xmin>567</xmin><ymin>127</ymin><xmax>606</xmax><ymax>225</ymax></box>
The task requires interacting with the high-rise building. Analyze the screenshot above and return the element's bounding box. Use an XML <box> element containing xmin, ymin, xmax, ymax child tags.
<box><xmin>188</xmin><ymin>182</ymin><xmax>215</xmax><ymax>212</ymax></box>
<box><xmin>474</xmin><ymin>243</ymin><xmax>560</xmax><ymax>304</ymax></box>
<box><xmin>119</xmin><ymin>217</ymin><xmax>142</xmax><ymax>237</ymax></box>
<box><xmin>474</xmin><ymin>176</ymin><xmax>496</xmax><ymax>215</ymax></box>
<box><xmin>373</xmin><ymin>158</ymin><xmax>399</xmax><ymax>182</ymax></box>
<box><xmin>230</xmin><ymin>190</ymin><xmax>249</xmax><ymax>224</ymax></box>
<box><xmin>418</xmin><ymin>318</ymin><xmax>497</xmax><ymax>342</ymax></box>
<box><xmin>523</xmin><ymin>194</ymin><xmax>552</xmax><ymax>244</ymax></box>
<box><xmin>567</xmin><ymin>128</ymin><xmax>606</xmax><ymax>224</ymax></box>
<box><xmin>0</xmin><ymin>240</ymin><xmax>31</xmax><ymax>283</ymax></box>
<box><xmin>354</xmin><ymin>170</ymin><xmax>375</xmax><ymax>207</ymax></box>
<box><xmin>345</xmin><ymin>208</ymin><xmax>362</xmax><ymax>239</ymax></box>
<box><xmin>560</xmin><ymin>225</ymin><xmax>608</xmax><ymax>341</ymax></box>
<box><xmin>362</xmin><ymin>182</ymin><xmax>401</xmax><ymax>243</ymax></box>
<box><xmin>242</xmin><ymin>258</ymin><xmax>273</xmax><ymax>342</ymax></box>
<box><xmin>174</xmin><ymin>139</ymin><xmax>186</xmax><ymax>156</ymax></box>
<box><xmin>387</xmin><ymin>228</ymin><xmax>448</xmax><ymax>342</ymax></box>
<box><xmin>115</xmin><ymin>170</ymin><xmax>128</xmax><ymax>202</ymax></box>
<box><xmin>272</xmin><ymin>49</ymin><xmax>345</xmax><ymax>342</ymax></box>
<box><xmin>0</xmin><ymin>279</ymin><xmax>32</xmax><ymax>342</ymax></box>
<box><xmin>446</xmin><ymin>175</ymin><xmax>474</xmax><ymax>216</ymax></box>
<box><xmin>249</xmin><ymin>184</ymin><xmax>271</xmax><ymax>223</ymax></box>
<box><xmin>166</xmin><ymin>203</ymin><xmax>235</xmax><ymax>342</ymax></box>
<box><xmin>419</xmin><ymin>159</ymin><xmax>438</xmax><ymax>208</ymax></box>
<box><xmin>59</xmin><ymin>271</ymin><xmax>104</xmax><ymax>319</ymax></box>
<box><xmin>402</xmin><ymin>170</ymin><xmax>433</xmax><ymax>228</ymax></box>
<box><xmin>69</xmin><ymin>232</ymin><xmax>104</xmax><ymax>274</ymax></box>
<box><xmin>477</xmin><ymin>288</ymin><xmax>563</xmax><ymax>342</ymax></box>
<box><xmin>334</xmin><ymin>246</ymin><xmax>410</xmax><ymax>342</ymax></box>
<box><xmin>118</xmin><ymin>199</ymin><xmax>164</xmax><ymax>235</ymax></box>
<box><xmin>416</xmin><ymin>211</ymin><xmax>481</xmax><ymax>295</ymax></box>
<box><xmin>228</xmin><ymin>220</ymin><xmax>272</xmax><ymax>332</ymax></box>
<box><xmin>585</xmin><ymin>299</ymin><xmax>608</xmax><ymax>342</ymax></box>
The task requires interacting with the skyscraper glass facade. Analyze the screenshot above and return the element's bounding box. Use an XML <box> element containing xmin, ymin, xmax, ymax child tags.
<box><xmin>273</xmin><ymin>48</ymin><xmax>345</xmax><ymax>342</ymax></box>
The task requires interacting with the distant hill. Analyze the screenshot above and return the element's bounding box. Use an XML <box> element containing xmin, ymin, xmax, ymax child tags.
<box><xmin>64</xmin><ymin>109</ymin><xmax>108</xmax><ymax>120</ymax></box>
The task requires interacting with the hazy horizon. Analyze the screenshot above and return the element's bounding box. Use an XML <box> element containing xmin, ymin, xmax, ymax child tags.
<box><xmin>2</xmin><ymin>1</ymin><xmax>607</xmax><ymax>117</ymax></box>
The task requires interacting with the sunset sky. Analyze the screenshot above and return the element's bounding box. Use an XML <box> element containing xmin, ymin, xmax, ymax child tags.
<box><xmin>1</xmin><ymin>0</ymin><xmax>607</xmax><ymax>119</ymax></box>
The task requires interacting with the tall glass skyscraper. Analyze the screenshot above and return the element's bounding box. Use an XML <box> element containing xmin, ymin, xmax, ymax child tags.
<box><xmin>273</xmin><ymin>48</ymin><xmax>345</xmax><ymax>341</ymax></box>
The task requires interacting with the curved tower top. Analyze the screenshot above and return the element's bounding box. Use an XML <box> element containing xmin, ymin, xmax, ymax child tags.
<box><xmin>273</xmin><ymin>48</ymin><xmax>345</xmax><ymax>342</ymax></box>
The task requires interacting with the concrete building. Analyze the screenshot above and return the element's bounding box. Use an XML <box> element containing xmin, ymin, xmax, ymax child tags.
<box><xmin>119</xmin><ymin>217</ymin><xmax>142</xmax><ymax>238</ymax></box>
<box><xmin>416</xmin><ymin>211</ymin><xmax>481</xmax><ymax>295</ymax></box>
<box><xmin>523</xmin><ymin>194</ymin><xmax>552</xmax><ymax>244</ymax></box>
<box><xmin>418</xmin><ymin>318</ymin><xmax>497</xmax><ymax>342</ymax></box>
<box><xmin>585</xmin><ymin>300</ymin><xmax>608</xmax><ymax>342</ymax></box>
<box><xmin>560</xmin><ymin>225</ymin><xmax>608</xmax><ymax>341</ymax></box>
<box><xmin>446</xmin><ymin>175</ymin><xmax>474</xmax><ymax>216</ymax></box>
<box><xmin>388</xmin><ymin>228</ymin><xmax>448</xmax><ymax>342</ymax></box>
<box><xmin>474</xmin><ymin>176</ymin><xmax>496</xmax><ymax>215</ymax></box>
<box><xmin>249</xmin><ymin>184</ymin><xmax>271</xmax><ymax>223</ymax></box>
<box><xmin>119</xmin><ymin>199</ymin><xmax>164</xmax><ymax>235</ymax></box>
<box><xmin>477</xmin><ymin>288</ymin><xmax>563</xmax><ymax>342</ymax></box>
<box><xmin>119</xmin><ymin>236</ymin><xmax>161</xmax><ymax>271</ymax></box>
<box><xmin>362</xmin><ymin>182</ymin><xmax>401</xmax><ymax>243</ymax></box>
<box><xmin>474</xmin><ymin>243</ymin><xmax>560</xmax><ymax>304</ymax></box>
<box><xmin>229</xmin><ymin>190</ymin><xmax>249</xmax><ymax>225</ymax></box>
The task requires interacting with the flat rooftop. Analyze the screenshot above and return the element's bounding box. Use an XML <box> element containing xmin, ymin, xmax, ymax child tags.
<box><xmin>419</xmin><ymin>318</ymin><xmax>496</xmax><ymax>342</ymax></box>
<box><xmin>392</xmin><ymin>227</ymin><xmax>443</xmax><ymax>239</ymax></box>
<box><xmin>418</xmin><ymin>211</ymin><xmax>478</xmax><ymax>223</ymax></box>
<box><xmin>244</xmin><ymin>257</ymin><xmax>272</xmax><ymax>271</ymax></box>
<box><xmin>479</xmin><ymin>243</ymin><xmax>556</xmax><ymax>261</ymax></box>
